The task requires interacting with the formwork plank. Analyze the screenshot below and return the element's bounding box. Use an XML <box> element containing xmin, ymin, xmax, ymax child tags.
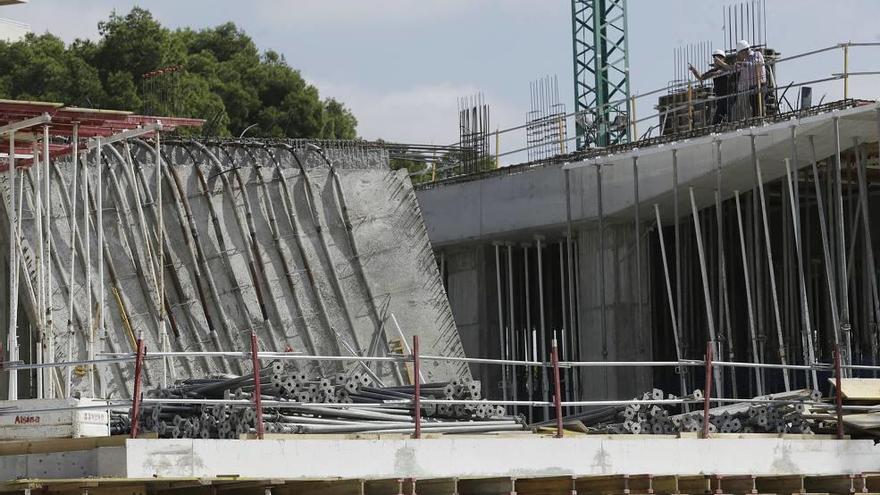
<box><xmin>755</xmin><ymin>475</ymin><xmax>805</xmax><ymax>495</ymax></box>
<box><xmin>650</xmin><ymin>476</ymin><xmax>680</xmax><ymax>495</ymax></box>
<box><xmin>416</xmin><ymin>478</ymin><xmax>458</xmax><ymax>495</ymax></box>
<box><xmin>515</xmin><ymin>476</ymin><xmax>576</xmax><ymax>495</ymax></box>
<box><xmin>804</xmin><ymin>474</ymin><xmax>866</xmax><ymax>494</ymax></box>
<box><xmin>713</xmin><ymin>475</ymin><xmax>757</xmax><ymax>495</ymax></box>
<box><xmin>364</xmin><ymin>479</ymin><xmax>406</xmax><ymax>495</ymax></box>
<box><xmin>574</xmin><ymin>474</ymin><xmax>630</xmax><ymax>494</ymax></box>
<box><xmin>677</xmin><ymin>476</ymin><xmax>711</xmax><ymax>495</ymax></box>
<box><xmin>275</xmin><ymin>479</ymin><xmax>365</xmax><ymax>495</ymax></box>
<box><xmin>458</xmin><ymin>477</ymin><xmax>515</xmax><ymax>495</ymax></box>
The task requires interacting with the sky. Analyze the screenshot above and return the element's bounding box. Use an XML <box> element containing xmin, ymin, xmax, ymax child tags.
<box><xmin>5</xmin><ymin>0</ymin><xmax>880</xmax><ymax>162</ymax></box>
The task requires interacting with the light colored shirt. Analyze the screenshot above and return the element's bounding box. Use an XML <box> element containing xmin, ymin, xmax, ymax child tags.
<box><xmin>736</xmin><ymin>50</ymin><xmax>766</xmax><ymax>90</ymax></box>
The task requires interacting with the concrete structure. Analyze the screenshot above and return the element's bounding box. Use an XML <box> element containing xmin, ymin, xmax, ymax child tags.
<box><xmin>417</xmin><ymin>100</ymin><xmax>880</xmax><ymax>403</ymax></box>
<box><xmin>1</xmin><ymin>436</ymin><xmax>877</xmax><ymax>481</ymax></box>
<box><xmin>0</xmin><ymin>142</ymin><xmax>467</xmax><ymax>399</ymax></box>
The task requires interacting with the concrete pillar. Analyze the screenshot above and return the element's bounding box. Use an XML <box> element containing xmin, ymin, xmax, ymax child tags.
<box><xmin>577</xmin><ymin>222</ymin><xmax>653</xmax><ymax>399</ymax></box>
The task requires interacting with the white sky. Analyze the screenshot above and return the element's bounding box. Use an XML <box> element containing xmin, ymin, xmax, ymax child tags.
<box><xmin>6</xmin><ymin>0</ymin><xmax>880</xmax><ymax>161</ymax></box>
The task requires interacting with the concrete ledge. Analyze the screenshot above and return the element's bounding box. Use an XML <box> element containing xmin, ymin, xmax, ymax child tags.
<box><xmin>121</xmin><ymin>436</ymin><xmax>880</xmax><ymax>479</ymax></box>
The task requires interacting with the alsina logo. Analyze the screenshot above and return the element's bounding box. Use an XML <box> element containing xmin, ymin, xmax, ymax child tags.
<box><xmin>14</xmin><ymin>415</ymin><xmax>39</xmax><ymax>424</ymax></box>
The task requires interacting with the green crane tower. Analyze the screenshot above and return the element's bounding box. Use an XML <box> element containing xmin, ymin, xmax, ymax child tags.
<box><xmin>571</xmin><ymin>0</ymin><xmax>632</xmax><ymax>149</ymax></box>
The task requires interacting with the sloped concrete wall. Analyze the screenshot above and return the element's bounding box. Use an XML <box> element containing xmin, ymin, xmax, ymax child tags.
<box><xmin>1</xmin><ymin>141</ymin><xmax>468</xmax><ymax>398</ymax></box>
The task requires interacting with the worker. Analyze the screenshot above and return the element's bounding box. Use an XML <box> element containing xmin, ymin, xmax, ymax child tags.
<box><xmin>688</xmin><ymin>49</ymin><xmax>733</xmax><ymax>125</ymax></box>
<box><xmin>733</xmin><ymin>39</ymin><xmax>766</xmax><ymax>119</ymax></box>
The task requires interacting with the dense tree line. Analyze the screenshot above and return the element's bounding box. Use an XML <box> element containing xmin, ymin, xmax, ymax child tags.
<box><xmin>0</xmin><ymin>7</ymin><xmax>357</xmax><ymax>139</ymax></box>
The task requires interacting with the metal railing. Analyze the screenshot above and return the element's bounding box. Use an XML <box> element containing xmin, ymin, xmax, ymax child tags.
<box><xmin>413</xmin><ymin>41</ymin><xmax>880</xmax><ymax>186</ymax></box>
<box><xmin>0</xmin><ymin>331</ymin><xmax>860</xmax><ymax>441</ymax></box>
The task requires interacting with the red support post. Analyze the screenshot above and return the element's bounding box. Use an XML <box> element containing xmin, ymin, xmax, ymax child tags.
<box><xmin>250</xmin><ymin>331</ymin><xmax>264</xmax><ymax>439</ymax></box>
<box><xmin>551</xmin><ymin>338</ymin><xmax>563</xmax><ymax>438</ymax></box>
<box><xmin>834</xmin><ymin>346</ymin><xmax>845</xmax><ymax>440</ymax></box>
<box><xmin>129</xmin><ymin>338</ymin><xmax>145</xmax><ymax>438</ymax></box>
<box><xmin>413</xmin><ymin>335</ymin><xmax>421</xmax><ymax>439</ymax></box>
<box><xmin>702</xmin><ymin>341</ymin><xmax>713</xmax><ymax>439</ymax></box>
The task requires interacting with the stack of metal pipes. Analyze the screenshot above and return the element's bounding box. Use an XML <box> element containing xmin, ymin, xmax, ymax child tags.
<box><xmin>571</xmin><ymin>388</ymin><xmax>820</xmax><ymax>435</ymax></box>
<box><xmin>134</xmin><ymin>361</ymin><xmax>524</xmax><ymax>438</ymax></box>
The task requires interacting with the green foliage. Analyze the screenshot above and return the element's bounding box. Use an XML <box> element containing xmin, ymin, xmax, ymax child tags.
<box><xmin>0</xmin><ymin>7</ymin><xmax>358</xmax><ymax>139</ymax></box>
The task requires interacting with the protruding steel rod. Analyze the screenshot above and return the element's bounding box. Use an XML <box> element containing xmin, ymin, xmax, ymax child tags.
<box><xmin>413</xmin><ymin>335</ymin><xmax>421</xmax><ymax>439</ymax></box>
<box><xmin>551</xmin><ymin>337</ymin><xmax>563</xmax><ymax>438</ymax></box>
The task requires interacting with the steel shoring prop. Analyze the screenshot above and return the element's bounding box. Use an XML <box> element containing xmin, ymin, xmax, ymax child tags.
<box><xmin>653</xmin><ymin>204</ymin><xmax>688</xmax><ymax>404</ymax></box>
<box><xmin>789</xmin><ymin>127</ymin><xmax>812</xmax><ymax>387</ymax></box>
<box><xmin>633</xmin><ymin>156</ymin><xmax>643</xmax><ymax>364</ymax></box>
<box><xmin>493</xmin><ymin>242</ymin><xmax>508</xmax><ymax>405</ymax></box>
<box><xmin>734</xmin><ymin>191</ymin><xmax>764</xmax><ymax>396</ymax></box>
<box><xmin>522</xmin><ymin>242</ymin><xmax>533</xmax><ymax>424</ymax></box>
<box><xmin>754</xmin><ymin>158</ymin><xmax>791</xmax><ymax>390</ymax></box>
<box><xmin>558</xmin><ymin>240</ymin><xmax>568</xmax><ymax>408</ymax></box>
<box><xmin>853</xmin><ymin>138</ymin><xmax>880</xmax><ymax>371</ymax></box>
<box><xmin>506</xmin><ymin>243</ymin><xmax>518</xmax><ymax>416</ymax></box>
<box><xmin>564</xmin><ymin>169</ymin><xmax>578</xmax><ymax>406</ymax></box>
<box><xmin>155</xmin><ymin>131</ymin><xmax>168</xmax><ymax>389</ymax></box>
<box><xmin>6</xmin><ymin>131</ymin><xmax>18</xmax><ymax>400</ymax></box>
<box><xmin>808</xmin><ymin>136</ymin><xmax>842</xmax><ymax>365</ymax></box>
<box><xmin>551</xmin><ymin>337</ymin><xmax>563</xmax><ymax>438</ymax></box>
<box><xmin>65</xmin><ymin>124</ymin><xmax>78</xmax><ymax>398</ymax></box>
<box><xmin>689</xmin><ymin>188</ymin><xmax>721</xmax><ymax>392</ymax></box>
<box><xmin>832</xmin><ymin>117</ymin><xmax>853</xmax><ymax>370</ymax></box>
<box><xmin>784</xmin><ymin>158</ymin><xmax>819</xmax><ymax>389</ymax></box>
<box><xmin>714</xmin><ymin>141</ymin><xmax>737</xmax><ymax>398</ymax></box>
<box><xmin>702</xmin><ymin>341</ymin><xmax>713</xmax><ymax>439</ymax></box>
<box><xmin>535</xmin><ymin>235</ymin><xmax>549</xmax><ymax>421</ymax></box>
<box><xmin>412</xmin><ymin>335</ymin><xmax>421</xmax><ymax>439</ymax></box>
<box><xmin>595</xmin><ymin>163</ymin><xmax>609</xmax><ymax>394</ymax></box>
<box><xmin>34</xmin><ymin>139</ymin><xmax>45</xmax><ymax>399</ymax></box>
<box><xmin>672</xmin><ymin>149</ymin><xmax>683</xmax><ymax>381</ymax></box>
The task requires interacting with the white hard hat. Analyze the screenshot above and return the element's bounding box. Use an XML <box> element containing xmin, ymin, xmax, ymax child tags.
<box><xmin>736</xmin><ymin>40</ymin><xmax>750</xmax><ymax>52</ymax></box>
<box><xmin>713</xmin><ymin>49</ymin><xmax>726</xmax><ymax>58</ymax></box>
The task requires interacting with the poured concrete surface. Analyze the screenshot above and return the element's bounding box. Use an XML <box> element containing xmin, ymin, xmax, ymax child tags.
<box><xmin>0</xmin><ymin>143</ymin><xmax>467</xmax><ymax>398</ymax></box>
<box><xmin>2</xmin><ymin>436</ymin><xmax>877</xmax><ymax>480</ymax></box>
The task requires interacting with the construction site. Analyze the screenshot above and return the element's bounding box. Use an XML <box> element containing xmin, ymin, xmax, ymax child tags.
<box><xmin>1</xmin><ymin>0</ymin><xmax>880</xmax><ymax>493</ymax></box>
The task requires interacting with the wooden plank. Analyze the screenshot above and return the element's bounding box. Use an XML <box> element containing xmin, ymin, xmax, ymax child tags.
<box><xmin>574</xmin><ymin>475</ymin><xmax>629</xmax><ymax>494</ymax></box>
<box><xmin>804</xmin><ymin>474</ymin><xmax>866</xmax><ymax>495</ymax></box>
<box><xmin>755</xmin><ymin>475</ymin><xmax>804</xmax><ymax>495</ymax></box>
<box><xmin>828</xmin><ymin>378</ymin><xmax>880</xmax><ymax>400</ymax></box>
<box><xmin>650</xmin><ymin>476</ymin><xmax>680</xmax><ymax>495</ymax></box>
<box><xmin>516</xmin><ymin>476</ymin><xmax>576</xmax><ymax>495</ymax></box>
<box><xmin>364</xmin><ymin>479</ymin><xmax>405</xmax><ymax>495</ymax></box>
<box><xmin>276</xmin><ymin>479</ymin><xmax>365</xmax><ymax>495</ymax></box>
<box><xmin>677</xmin><ymin>476</ymin><xmax>710</xmax><ymax>495</ymax></box>
<box><xmin>712</xmin><ymin>475</ymin><xmax>757</xmax><ymax>495</ymax></box>
<box><xmin>458</xmin><ymin>477</ymin><xmax>515</xmax><ymax>495</ymax></box>
<box><xmin>416</xmin><ymin>478</ymin><xmax>458</xmax><ymax>495</ymax></box>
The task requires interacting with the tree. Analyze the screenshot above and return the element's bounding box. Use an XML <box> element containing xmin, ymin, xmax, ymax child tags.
<box><xmin>0</xmin><ymin>7</ymin><xmax>358</xmax><ymax>139</ymax></box>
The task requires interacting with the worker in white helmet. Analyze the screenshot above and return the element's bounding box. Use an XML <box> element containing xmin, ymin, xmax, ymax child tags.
<box><xmin>734</xmin><ymin>40</ymin><xmax>766</xmax><ymax>119</ymax></box>
<box><xmin>689</xmin><ymin>49</ymin><xmax>734</xmax><ymax>124</ymax></box>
